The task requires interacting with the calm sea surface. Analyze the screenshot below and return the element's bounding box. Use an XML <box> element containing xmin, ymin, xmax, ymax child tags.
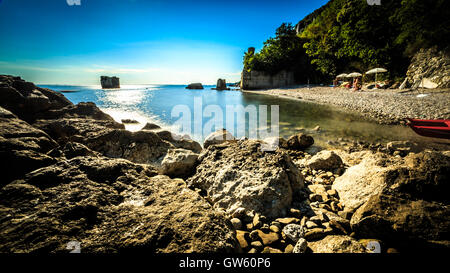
<box><xmin>38</xmin><ymin>84</ymin><xmax>429</xmax><ymax>146</ymax></box>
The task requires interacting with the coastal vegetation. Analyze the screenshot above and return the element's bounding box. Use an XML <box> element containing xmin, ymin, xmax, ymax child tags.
<box><xmin>243</xmin><ymin>0</ymin><xmax>450</xmax><ymax>83</ymax></box>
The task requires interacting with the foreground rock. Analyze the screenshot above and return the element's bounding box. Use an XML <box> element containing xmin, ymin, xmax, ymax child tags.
<box><xmin>0</xmin><ymin>75</ymin><xmax>72</xmax><ymax>123</ymax></box>
<box><xmin>0</xmin><ymin>156</ymin><xmax>238</xmax><ymax>253</ymax></box>
<box><xmin>307</xmin><ymin>235</ymin><xmax>367</xmax><ymax>253</ymax></box>
<box><xmin>0</xmin><ymin>107</ymin><xmax>58</xmax><ymax>185</ymax></box>
<box><xmin>188</xmin><ymin>139</ymin><xmax>304</xmax><ymax>219</ymax></box>
<box><xmin>335</xmin><ymin>150</ymin><xmax>450</xmax><ymax>250</ymax></box>
<box><xmin>332</xmin><ymin>153</ymin><xmax>395</xmax><ymax>211</ymax></box>
<box><xmin>31</xmin><ymin>102</ymin><xmax>201</xmax><ymax>166</ymax></box>
<box><xmin>306</xmin><ymin>150</ymin><xmax>343</xmax><ymax>171</ymax></box>
<box><xmin>161</xmin><ymin>148</ymin><xmax>199</xmax><ymax>178</ymax></box>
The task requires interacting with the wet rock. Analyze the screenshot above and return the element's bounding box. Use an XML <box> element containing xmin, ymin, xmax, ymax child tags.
<box><xmin>0</xmin><ymin>156</ymin><xmax>238</xmax><ymax>253</ymax></box>
<box><xmin>386</xmin><ymin>141</ymin><xmax>420</xmax><ymax>153</ymax></box>
<box><xmin>141</xmin><ymin>123</ymin><xmax>161</xmax><ymax>130</ymax></box>
<box><xmin>286</xmin><ymin>133</ymin><xmax>314</xmax><ymax>150</ymax></box>
<box><xmin>306</xmin><ymin>151</ymin><xmax>343</xmax><ymax>171</ymax></box>
<box><xmin>308</xmin><ymin>235</ymin><xmax>367</xmax><ymax>253</ymax></box>
<box><xmin>161</xmin><ymin>148</ymin><xmax>198</xmax><ymax>178</ymax></box>
<box><xmin>121</xmin><ymin>119</ymin><xmax>139</xmax><ymax>124</ymax></box>
<box><xmin>203</xmin><ymin>129</ymin><xmax>235</xmax><ymax>149</ymax></box>
<box><xmin>188</xmin><ymin>139</ymin><xmax>304</xmax><ymax>218</ymax></box>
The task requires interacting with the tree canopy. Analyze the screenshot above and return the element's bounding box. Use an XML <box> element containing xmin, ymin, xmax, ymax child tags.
<box><xmin>243</xmin><ymin>0</ymin><xmax>450</xmax><ymax>83</ymax></box>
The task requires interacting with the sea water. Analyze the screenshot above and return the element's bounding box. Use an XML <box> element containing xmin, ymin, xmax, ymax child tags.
<box><xmin>39</xmin><ymin>84</ymin><xmax>430</xmax><ymax>146</ymax></box>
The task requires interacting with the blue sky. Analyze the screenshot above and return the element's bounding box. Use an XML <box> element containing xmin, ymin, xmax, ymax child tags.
<box><xmin>0</xmin><ymin>0</ymin><xmax>328</xmax><ymax>84</ymax></box>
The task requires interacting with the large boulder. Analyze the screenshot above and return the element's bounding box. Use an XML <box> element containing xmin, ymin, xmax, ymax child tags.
<box><xmin>0</xmin><ymin>107</ymin><xmax>58</xmax><ymax>185</ymax></box>
<box><xmin>36</xmin><ymin>102</ymin><xmax>117</xmax><ymax>122</ymax></box>
<box><xmin>306</xmin><ymin>150</ymin><xmax>343</xmax><ymax>171</ymax></box>
<box><xmin>332</xmin><ymin>153</ymin><xmax>395</xmax><ymax>211</ymax></box>
<box><xmin>351</xmin><ymin>193</ymin><xmax>450</xmax><ymax>250</ymax></box>
<box><xmin>343</xmin><ymin>151</ymin><xmax>450</xmax><ymax>250</ymax></box>
<box><xmin>0</xmin><ymin>156</ymin><xmax>238</xmax><ymax>253</ymax></box>
<box><xmin>187</xmin><ymin>139</ymin><xmax>304</xmax><ymax>219</ymax></box>
<box><xmin>307</xmin><ymin>235</ymin><xmax>367</xmax><ymax>253</ymax></box>
<box><xmin>334</xmin><ymin>151</ymin><xmax>449</xmax><ymax>212</ymax></box>
<box><xmin>161</xmin><ymin>148</ymin><xmax>199</xmax><ymax>178</ymax></box>
<box><xmin>285</xmin><ymin>133</ymin><xmax>314</xmax><ymax>150</ymax></box>
<box><xmin>0</xmin><ymin>75</ymin><xmax>72</xmax><ymax>122</ymax></box>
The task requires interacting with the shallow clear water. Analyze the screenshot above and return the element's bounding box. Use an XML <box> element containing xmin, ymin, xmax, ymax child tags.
<box><xmin>39</xmin><ymin>84</ymin><xmax>443</xmax><ymax>146</ymax></box>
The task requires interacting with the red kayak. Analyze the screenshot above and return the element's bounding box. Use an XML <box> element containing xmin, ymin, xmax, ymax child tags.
<box><xmin>406</xmin><ymin>118</ymin><xmax>450</xmax><ymax>139</ymax></box>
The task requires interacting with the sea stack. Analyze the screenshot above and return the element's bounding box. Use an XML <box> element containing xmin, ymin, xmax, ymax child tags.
<box><xmin>100</xmin><ymin>76</ymin><xmax>120</xmax><ymax>89</ymax></box>
<box><xmin>186</xmin><ymin>83</ymin><xmax>204</xmax><ymax>89</ymax></box>
<box><xmin>213</xmin><ymin>79</ymin><xmax>230</xmax><ymax>90</ymax></box>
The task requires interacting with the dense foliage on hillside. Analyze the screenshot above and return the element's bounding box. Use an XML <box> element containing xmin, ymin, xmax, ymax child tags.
<box><xmin>243</xmin><ymin>0</ymin><xmax>450</xmax><ymax>83</ymax></box>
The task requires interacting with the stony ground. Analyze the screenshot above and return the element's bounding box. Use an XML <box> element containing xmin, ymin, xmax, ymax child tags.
<box><xmin>244</xmin><ymin>86</ymin><xmax>450</xmax><ymax>125</ymax></box>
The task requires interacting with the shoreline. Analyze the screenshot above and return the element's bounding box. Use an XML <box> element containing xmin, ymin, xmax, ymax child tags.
<box><xmin>242</xmin><ymin>86</ymin><xmax>450</xmax><ymax>125</ymax></box>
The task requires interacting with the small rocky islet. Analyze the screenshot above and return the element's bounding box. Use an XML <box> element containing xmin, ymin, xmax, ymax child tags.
<box><xmin>0</xmin><ymin>75</ymin><xmax>449</xmax><ymax>253</ymax></box>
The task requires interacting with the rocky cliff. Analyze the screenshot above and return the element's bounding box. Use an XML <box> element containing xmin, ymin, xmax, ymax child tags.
<box><xmin>241</xmin><ymin>69</ymin><xmax>295</xmax><ymax>90</ymax></box>
<box><xmin>403</xmin><ymin>47</ymin><xmax>450</xmax><ymax>89</ymax></box>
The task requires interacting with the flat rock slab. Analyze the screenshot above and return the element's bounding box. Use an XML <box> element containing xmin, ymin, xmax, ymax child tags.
<box><xmin>0</xmin><ymin>156</ymin><xmax>238</xmax><ymax>253</ymax></box>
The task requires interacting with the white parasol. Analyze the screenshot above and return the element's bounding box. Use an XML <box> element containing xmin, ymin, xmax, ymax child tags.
<box><xmin>347</xmin><ymin>72</ymin><xmax>363</xmax><ymax>78</ymax></box>
<box><xmin>366</xmin><ymin>68</ymin><xmax>387</xmax><ymax>82</ymax></box>
<box><xmin>336</xmin><ymin>73</ymin><xmax>348</xmax><ymax>79</ymax></box>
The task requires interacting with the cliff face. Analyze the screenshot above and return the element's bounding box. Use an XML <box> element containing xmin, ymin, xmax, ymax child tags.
<box><xmin>241</xmin><ymin>70</ymin><xmax>294</xmax><ymax>90</ymax></box>
<box><xmin>100</xmin><ymin>76</ymin><xmax>120</xmax><ymax>89</ymax></box>
<box><xmin>404</xmin><ymin>47</ymin><xmax>450</xmax><ymax>89</ymax></box>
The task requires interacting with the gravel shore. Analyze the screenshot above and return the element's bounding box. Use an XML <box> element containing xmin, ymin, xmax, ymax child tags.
<box><xmin>243</xmin><ymin>86</ymin><xmax>450</xmax><ymax>125</ymax></box>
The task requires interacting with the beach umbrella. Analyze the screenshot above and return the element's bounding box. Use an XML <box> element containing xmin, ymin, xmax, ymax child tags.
<box><xmin>336</xmin><ymin>73</ymin><xmax>348</xmax><ymax>79</ymax></box>
<box><xmin>347</xmin><ymin>72</ymin><xmax>363</xmax><ymax>78</ymax></box>
<box><xmin>366</xmin><ymin>68</ymin><xmax>387</xmax><ymax>82</ymax></box>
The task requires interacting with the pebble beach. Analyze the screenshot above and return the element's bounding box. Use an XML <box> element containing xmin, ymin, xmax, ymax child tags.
<box><xmin>244</xmin><ymin>86</ymin><xmax>450</xmax><ymax>125</ymax></box>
